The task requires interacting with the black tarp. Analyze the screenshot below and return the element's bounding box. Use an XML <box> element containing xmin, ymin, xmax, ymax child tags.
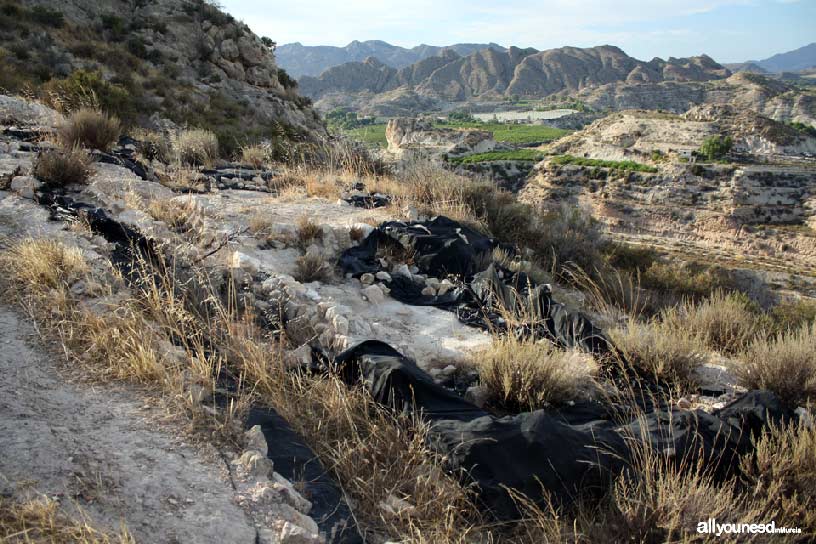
<box><xmin>330</xmin><ymin>340</ymin><xmax>791</xmax><ymax>521</ymax></box>
<box><xmin>340</xmin><ymin>217</ymin><xmax>614</xmax><ymax>355</ymax></box>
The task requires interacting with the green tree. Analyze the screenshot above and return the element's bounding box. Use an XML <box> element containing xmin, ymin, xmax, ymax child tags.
<box><xmin>699</xmin><ymin>135</ymin><xmax>733</xmax><ymax>161</ymax></box>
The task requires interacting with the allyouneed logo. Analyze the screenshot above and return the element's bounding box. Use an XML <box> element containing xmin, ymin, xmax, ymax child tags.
<box><xmin>697</xmin><ymin>519</ymin><xmax>802</xmax><ymax>536</ymax></box>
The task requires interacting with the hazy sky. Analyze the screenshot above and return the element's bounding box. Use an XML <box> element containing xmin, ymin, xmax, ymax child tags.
<box><xmin>218</xmin><ymin>0</ymin><xmax>815</xmax><ymax>63</ymax></box>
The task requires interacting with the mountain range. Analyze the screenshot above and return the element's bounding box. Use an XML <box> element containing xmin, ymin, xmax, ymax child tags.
<box><xmin>298</xmin><ymin>45</ymin><xmax>730</xmax><ymax>102</ymax></box>
<box><xmin>276</xmin><ymin>40</ymin><xmax>505</xmax><ymax>78</ymax></box>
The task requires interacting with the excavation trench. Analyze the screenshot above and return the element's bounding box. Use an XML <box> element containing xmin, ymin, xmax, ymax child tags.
<box><xmin>32</xmin><ymin>183</ymin><xmax>795</xmax><ymax>527</ymax></box>
<box><xmin>34</xmin><ymin>188</ymin><xmax>363</xmax><ymax>544</ymax></box>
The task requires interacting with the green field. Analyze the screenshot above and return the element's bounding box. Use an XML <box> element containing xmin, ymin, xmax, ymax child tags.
<box><xmin>449</xmin><ymin>149</ymin><xmax>546</xmax><ymax>164</ymax></box>
<box><xmin>550</xmin><ymin>154</ymin><xmax>658</xmax><ymax>173</ymax></box>
<box><xmin>342</xmin><ymin>121</ymin><xmax>570</xmax><ymax>148</ymax></box>
<box><xmin>344</xmin><ymin>124</ymin><xmax>388</xmax><ymax>147</ymax></box>
<box><xmin>435</xmin><ymin>122</ymin><xmax>570</xmax><ymax>145</ymax></box>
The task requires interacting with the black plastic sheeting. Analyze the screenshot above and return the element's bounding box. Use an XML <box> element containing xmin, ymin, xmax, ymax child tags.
<box><xmin>246</xmin><ymin>407</ymin><xmax>363</xmax><ymax>543</ymax></box>
<box><xmin>330</xmin><ymin>340</ymin><xmax>791</xmax><ymax>521</ymax></box>
<box><xmin>340</xmin><ymin>216</ymin><xmax>614</xmax><ymax>354</ymax></box>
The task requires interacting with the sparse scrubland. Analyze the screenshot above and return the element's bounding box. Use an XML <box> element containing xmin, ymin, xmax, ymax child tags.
<box><xmin>1</xmin><ymin>0</ymin><xmax>815</xmax><ymax>539</ymax></box>
<box><xmin>4</xmin><ymin>134</ymin><xmax>816</xmax><ymax>541</ymax></box>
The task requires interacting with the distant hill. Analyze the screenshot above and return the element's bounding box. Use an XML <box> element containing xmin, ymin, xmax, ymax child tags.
<box><xmin>743</xmin><ymin>43</ymin><xmax>816</xmax><ymax>73</ymax></box>
<box><xmin>723</xmin><ymin>62</ymin><xmax>769</xmax><ymax>74</ymax></box>
<box><xmin>299</xmin><ymin>45</ymin><xmax>731</xmax><ymax>103</ymax></box>
<box><xmin>276</xmin><ymin>40</ymin><xmax>505</xmax><ymax>78</ymax></box>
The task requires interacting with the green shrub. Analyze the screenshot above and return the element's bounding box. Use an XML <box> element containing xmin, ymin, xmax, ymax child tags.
<box><xmin>277</xmin><ymin>68</ymin><xmax>297</xmax><ymax>90</ymax></box>
<box><xmin>28</xmin><ymin>5</ymin><xmax>64</xmax><ymax>27</ymax></box>
<box><xmin>769</xmin><ymin>299</ymin><xmax>816</xmax><ymax>334</ymax></box>
<box><xmin>42</xmin><ymin>70</ymin><xmax>139</xmax><ymax>122</ymax></box>
<box><xmin>449</xmin><ymin>149</ymin><xmax>545</xmax><ymax>164</ymax></box>
<box><xmin>699</xmin><ymin>135</ymin><xmax>732</xmax><ymax>161</ymax></box>
<box><xmin>549</xmin><ymin>155</ymin><xmax>657</xmax><ymax>173</ymax></box>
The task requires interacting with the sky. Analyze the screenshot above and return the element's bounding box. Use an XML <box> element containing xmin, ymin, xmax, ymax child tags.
<box><xmin>217</xmin><ymin>0</ymin><xmax>815</xmax><ymax>63</ymax></box>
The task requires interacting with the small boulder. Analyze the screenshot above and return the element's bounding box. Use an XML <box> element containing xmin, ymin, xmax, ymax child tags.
<box><xmin>10</xmin><ymin>176</ymin><xmax>42</xmax><ymax>200</ymax></box>
<box><xmin>361</xmin><ymin>284</ymin><xmax>385</xmax><ymax>304</ymax></box>
<box><xmin>360</xmin><ymin>273</ymin><xmax>375</xmax><ymax>285</ymax></box>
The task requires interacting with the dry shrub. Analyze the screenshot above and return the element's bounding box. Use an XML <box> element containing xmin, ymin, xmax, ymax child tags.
<box><xmin>147</xmin><ymin>198</ymin><xmax>204</xmax><ymax>238</ymax></box>
<box><xmin>0</xmin><ymin>239</ymin><xmax>245</xmax><ymax>444</ymax></box>
<box><xmin>741</xmin><ymin>422</ymin><xmax>816</xmax><ymax>535</ymax></box>
<box><xmin>664</xmin><ymin>290</ymin><xmax>762</xmax><ymax>355</ymax></box>
<box><xmin>294</xmin><ymin>250</ymin><xmax>332</xmax><ymax>283</ymax></box>
<box><xmin>2</xmin><ymin>238</ymin><xmax>89</xmax><ymax>290</ymax></box>
<box><xmin>33</xmin><ymin>147</ymin><xmax>92</xmax><ymax>186</ymax></box>
<box><xmin>0</xmin><ymin>494</ymin><xmax>134</xmax><ymax>543</ymax></box>
<box><xmin>131</xmin><ymin>128</ymin><xmax>172</xmax><ymax>163</ymax></box>
<box><xmin>302</xmin><ymin>170</ymin><xmax>342</xmax><ymax>199</ymax></box>
<box><xmin>477</xmin><ymin>337</ymin><xmax>598</xmax><ymax>412</ymax></box>
<box><xmin>568</xmin><ymin>265</ymin><xmax>646</xmax><ymax>320</ymax></box>
<box><xmin>608</xmin><ymin>440</ymin><xmax>761</xmax><ymax>543</ymax></box>
<box><xmin>737</xmin><ymin>322</ymin><xmax>816</xmax><ymax>406</ymax></box>
<box><xmin>295</xmin><ymin>215</ymin><xmax>323</xmax><ymax>248</ymax></box>
<box><xmin>610</xmin><ymin>317</ymin><xmax>706</xmax><ymax>390</ymax></box>
<box><xmin>57</xmin><ymin>108</ymin><xmax>121</xmax><ymax>152</ymax></box>
<box><xmin>240</xmin><ymin>144</ymin><xmax>268</xmax><ymax>169</ymax></box>
<box><xmin>172</xmin><ymin>129</ymin><xmax>219</xmax><ymax>166</ymax></box>
<box><xmin>349</xmin><ymin>225</ymin><xmax>366</xmax><ymax>243</ymax></box>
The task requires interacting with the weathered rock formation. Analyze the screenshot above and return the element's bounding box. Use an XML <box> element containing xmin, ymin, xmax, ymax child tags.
<box><xmin>385</xmin><ymin>118</ymin><xmax>496</xmax><ymax>158</ymax></box>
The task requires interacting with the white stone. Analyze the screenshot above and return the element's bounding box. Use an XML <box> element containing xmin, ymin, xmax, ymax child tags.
<box><xmin>245</xmin><ymin>425</ymin><xmax>268</xmax><ymax>457</ymax></box>
<box><xmin>272</xmin><ymin>472</ymin><xmax>312</xmax><ymax>514</ymax></box>
<box><xmin>392</xmin><ymin>264</ymin><xmax>411</xmax><ymax>278</ymax></box>
<box><xmin>361</xmin><ymin>284</ymin><xmax>385</xmax><ymax>304</ymax></box>
<box><xmin>235</xmin><ymin>450</ymin><xmax>273</xmax><ymax>479</ymax></box>
<box><xmin>360</xmin><ymin>273</ymin><xmax>375</xmax><ymax>285</ymax></box>
<box><xmin>231</xmin><ymin>251</ymin><xmax>262</xmax><ymax>274</ymax></box>
<box><xmin>375</xmin><ymin>271</ymin><xmax>392</xmax><ymax>282</ymax></box>
<box><xmin>278</xmin><ymin>521</ymin><xmax>323</xmax><ymax>544</ymax></box>
<box><xmin>10</xmin><ymin>176</ymin><xmax>41</xmax><ymax>199</ymax></box>
<box><xmin>421</xmin><ymin>286</ymin><xmax>435</xmax><ymax>296</ymax></box>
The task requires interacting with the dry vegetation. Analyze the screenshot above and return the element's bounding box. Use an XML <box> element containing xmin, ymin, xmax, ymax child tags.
<box><xmin>477</xmin><ymin>336</ymin><xmax>598</xmax><ymax>412</ymax></box>
<box><xmin>57</xmin><ymin>108</ymin><xmax>121</xmax><ymax>152</ymax></box>
<box><xmin>33</xmin><ymin>146</ymin><xmax>92</xmax><ymax>186</ymax></box>
<box><xmin>171</xmin><ymin>129</ymin><xmax>219</xmax><ymax>167</ymax></box>
<box><xmin>0</xmin><ymin>494</ymin><xmax>134</xmax><ymax>544</ymax></box>
<box><xmin>738</xmin><ymin>323</ymin><xmax>816</xmax><ymax>407</ymax></box>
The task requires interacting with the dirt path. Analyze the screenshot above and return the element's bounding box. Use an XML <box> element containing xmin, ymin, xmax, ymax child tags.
<box><xmin>0</xmin><ymin>305</ymin><xmax>259</xmax><ymax>543</ymax></box>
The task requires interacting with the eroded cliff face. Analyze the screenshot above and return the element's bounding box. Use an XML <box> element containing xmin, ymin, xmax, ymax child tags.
<box><xmin>522</xmin><ymin>162</ymin><xmax>816</xmax><ymax>226</ymax></box>
<box><xmin>385</xmin><ymin>118</ymin><xmax>496</xmax><ymax>158</ymax></box>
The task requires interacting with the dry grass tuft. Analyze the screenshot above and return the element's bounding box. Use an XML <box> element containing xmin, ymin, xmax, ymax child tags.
<box><xmin>610</xmin><ymin>317</ymin><xmax>706</xmax><ymax>390</ymax></box>
<box><xmin>737</xmin><ymin>322</ymin><xmax>816</xmax><ymax>406</ymax></box>
<box><xmin>57</xmin><ymin>108</ymin><xmax>121</xmax><ymax>152</ymax></box>
<box><xmin>295</xmin><ymin>215</ymin><xmax>323</xmax><ymax>248</ymax></box>
<box><xmin>477</xmin><ymin>337</ymin><xmax>598</xmax><ymax>412</ymax></box>
<box><xmin>147</xmin><ymin>198</ymin><xmax>204</xmax><ymax>239</ymax></box>
<box><xmin>741</xmin><ymin>422</ymin><xmax>816</xmax><ymax>534</ymax></box>
<box><xmin>172</xmin><ymin>129</ymin><xmax>219</xmax><ymax>167</ymax></box>
<box><xmin>0</xmin><ymin>494</ymin><xmax>134</xmax><ymax>543</ymax></box>
<box><xmin>240</xmin><ymin>144</ymin><xmax>268</xmax><ymax>169</ymax></box>
<box><xmin>2</xmin><ymin>238</ymin><xmax>90</xmax><ymax>290</ymax></box>
<box><xmin>294</xmin><ymin>250</ymin><xmax>332</xmax><ymax>283</ymax></box>
<box><xmin>33</xmin><ymin>147</ymin><xmax>92</xmax><ymax>187</ymax></box>
<box><xmin>664</xmin><ymin>290</ymin><xmax>762</xmax><ymax>355</ymax></box>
